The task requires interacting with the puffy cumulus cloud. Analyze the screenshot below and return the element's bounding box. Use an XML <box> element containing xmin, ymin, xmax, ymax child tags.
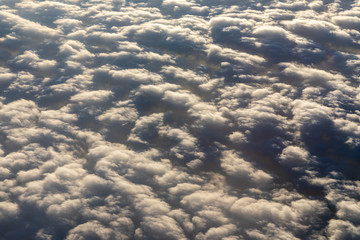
<box><xmin>1</xmin><ymin>0</ymin><xmax>360</xmax><ymax>239</ymax></box>
<box><xmin>0</xmin><ymin>68</ymin><xmax>16</xmax><ymax>87</ymax></box>
<box><xmin>279</xmin><ymin>62</ymin><xmax>346</xmax><ymax>89</ymax></box>
<box><xmin>93</xmin><ymin>66</ymin><xmax>163</xmax><ymax>89</ymax></box>
<box><xmin>198</xmin><ymin>224</ymin><xmax>237</xmax><ymax>240</ymax></box>
<box><xmin>9</xmin><ymin>50</ymin><xmax>57</xmax><ymax>74</ymax></box>
<box><xmin>120</xmin><ymin>19</ymin><xmax>209</xmax><ymax>54</ymax></box>
<box><xmin>278</xmin><ymin>145</ymin><xmax>313</xmax><ymax>169</ymax></box>
<box><xmin>220</xmin><ymin>150</ymin><xmax>273</xmax><ymax>186</ymax></box>
<box><xmin>65</xmin><ymin>220</ymin><xmax>126</xmax><ymax>240</ymax></box>
<box><xmin>206</xmin><ymin>44</ymin><xmax>266</xmax><ymax>68</ymax></box>
<box><xmin>0</xmin><ymin>99</ymin><xmax>39</xmax><ymax>129</ymax></box>
<box><xmin>230</xmin><ymin>197</ymin><xmax>323</xmax><ymax>227</ymax></box>
<box><xmin>70</xmin><ymin>90</ymin><xmax>113</xmax><ymax>106</ymax></box>
<box><xmin>272</xmin><ymin>1</ymin><xmax>308</xmax><ymax>11</ymax></box>
<box><xmin>98</xmin><ymin>46</ymin><xmax>175</xmax><ymax>68</ymax></box>
<box><xmin>0</xmin><ymin>10</ymin><xmax>60</xmax><ymax>40</ymax></box>
<box><xmin>127</xmin><ymin>113</ymin><xmax>164</xmax><ymax>144</ymax></box>
<box><xmin>162</xmin><ymin>0</ymin><xmax>209</xmax><ymax>15</ymax></box>
<box><xmin>59</xmin><ymin>40</ymin><xmax>95</xmax><ymax>63</ymax></box>
<box><xmin>327</xmin><ymin>219</ymin><xmax>360</xmax><ymax>240</ymax></box>
<box><xmin>283</xmin><ymin>18</ymin><xmax>358</xmax><ymax>48</ymax></box>
<box><xmin>97</xmin><ymin>100</ymin><xmax>138</xmax><ymax>126</ymax></box>
<box><xmin>0</xmin><ymin>201</ymin><xmax>19</xmax><ymax>222</ymax></box>
<box><xmin>332</xmin><ymin>15</ymin><xmax>360</xmax><ymax>30</ymax></box>
<box><xmin>158</xmin><ymin>126</ymin><xmax>204</xmax><ymax>161</ymax></box>
<box><xmin>161</xmin><ymin>65</ymin><xmax>208</xmax><ymax>86</ymax></box>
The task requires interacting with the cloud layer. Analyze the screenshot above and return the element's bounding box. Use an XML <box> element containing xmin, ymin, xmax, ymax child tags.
<box><xmin>1</xmin><ymin>0</ymin><xmax>360</xmax><ymax>239</ymax></box>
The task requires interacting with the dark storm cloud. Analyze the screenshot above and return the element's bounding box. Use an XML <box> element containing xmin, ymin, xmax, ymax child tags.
<box><xmin>1</xmin><ymin>0</ymin><xmax>360</xmax><ymax>239</ymax></box>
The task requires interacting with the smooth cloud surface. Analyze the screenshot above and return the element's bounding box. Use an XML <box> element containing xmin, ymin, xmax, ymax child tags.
<box><xmin>1</xmin><ymin>0</ymin><xmax>360</xmax><ymax>239</ymax></box>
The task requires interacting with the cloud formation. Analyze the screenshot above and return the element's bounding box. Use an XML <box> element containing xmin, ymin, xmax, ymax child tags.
<box><xmin>1</xmin><ymin>0</ymin><xmax>360</xmax><ymax>239</ymax></box>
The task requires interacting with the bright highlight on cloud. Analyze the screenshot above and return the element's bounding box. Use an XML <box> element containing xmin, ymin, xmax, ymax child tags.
<box><xmin>1</xmin><ymin>0</ymin><xmax>360</xmax><ymax>239</ymax></box>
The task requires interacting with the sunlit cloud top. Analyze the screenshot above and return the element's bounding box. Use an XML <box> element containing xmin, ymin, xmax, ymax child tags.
<box><xmin>1</xmin><ymin>0</ymin><xmax>360</xmax><ymax>239</ymax></box>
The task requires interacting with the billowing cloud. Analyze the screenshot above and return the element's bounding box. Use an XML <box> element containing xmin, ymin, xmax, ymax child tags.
<box><xmin>1</xmin><ymin>0</ymin><xmax>360</xmax><ymax>239</ymax></box>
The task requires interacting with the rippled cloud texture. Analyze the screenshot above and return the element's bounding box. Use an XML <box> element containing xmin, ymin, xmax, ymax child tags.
<box><xmin>1</xmin><ymin>0</ymin><xmax>360</xmax><ymax>239</ymax></box>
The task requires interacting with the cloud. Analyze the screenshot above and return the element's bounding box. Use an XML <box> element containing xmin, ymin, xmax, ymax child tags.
<box><xmin>0</xmin><ymin>0</ymin><xmax>360</xmax><ymax>239</ymax></box>
<box><xmin>283</xmin><ymin>18</ymin><xmax>357</xmax><ymax>48</ymax></box>
<box><xmin>0</xmin><ymin>201</ymin><xmax>19</xmax><ymax>222</ymax></box>
<box><xmin>332</xmin><ymin>15</ymin><xmax>360</xmax><ymax>30</ymax></box>
<box><xmin>0</xmin><ymin>10</ymin><xmax>60</xmax><ymax>39</ymax></box>
<box><xmin>278</xmin><ymin>145</ymin><xmax>312</xmax><ymax>167</ymax></box>
<box><xmin>0</xmin><ymin>68</ymin><xmax>17</xmax><ymax>90</ymax></box>
<box><xmin>10</xmin><ymin>50</ymin><xmax>57</xmax><ymax>74</ymax></box>
<box><xmin>327</xmin><ymin>219</ymin><xmax>360</xmax><ymax>240</ymax></box>
<box><xmin>220</xmin><ymin>150</ymin><xmax>273</xmax><ymax>185</ymax></box>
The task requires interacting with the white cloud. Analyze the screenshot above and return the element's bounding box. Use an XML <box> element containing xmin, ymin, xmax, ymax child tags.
<box><xmin>220</xmin><ymin>150</ymin><xmax>273</xmax><ymax>185</ymax></box>
<box><xmin>10</xmin><ymin>50</ymin><xmax>57</xmax><ymax>74</ymax></box>
<box><xmin>0</xmin><ymin>0</ymin><xmax>360</xmax><ymax>239</ymax></box>
<box><xmin>278</xmin><ymin>146</ymin><xmax>312</xmax><ymax>166</ymax></box>
<box><xmin>332</xmin><ymin>16</ymin><xmax>360</xmax><ymax>30</ymax></box>
<box><xmin>283</xmin><ymin>19</ymin><xmax>356</xmax><ymax>47</ymax></box>
<box><xmin>0</xmin><ymin>201</ymin><xmax>19</xmax><ymax>222</ymax></box>
<box><xmin>327</xmin><ymin>219</ymin><xmax>360</xmax><ymax>240</ymax></box>
<box><xmin>0</xmin><ymin>68</ymin><xmax>16</xmax><ymax>85</ymax></box>
<box><xmin>0</xmin><ymin>10</ymin><xmax>60</xmax><ymax>39</ymax></box>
